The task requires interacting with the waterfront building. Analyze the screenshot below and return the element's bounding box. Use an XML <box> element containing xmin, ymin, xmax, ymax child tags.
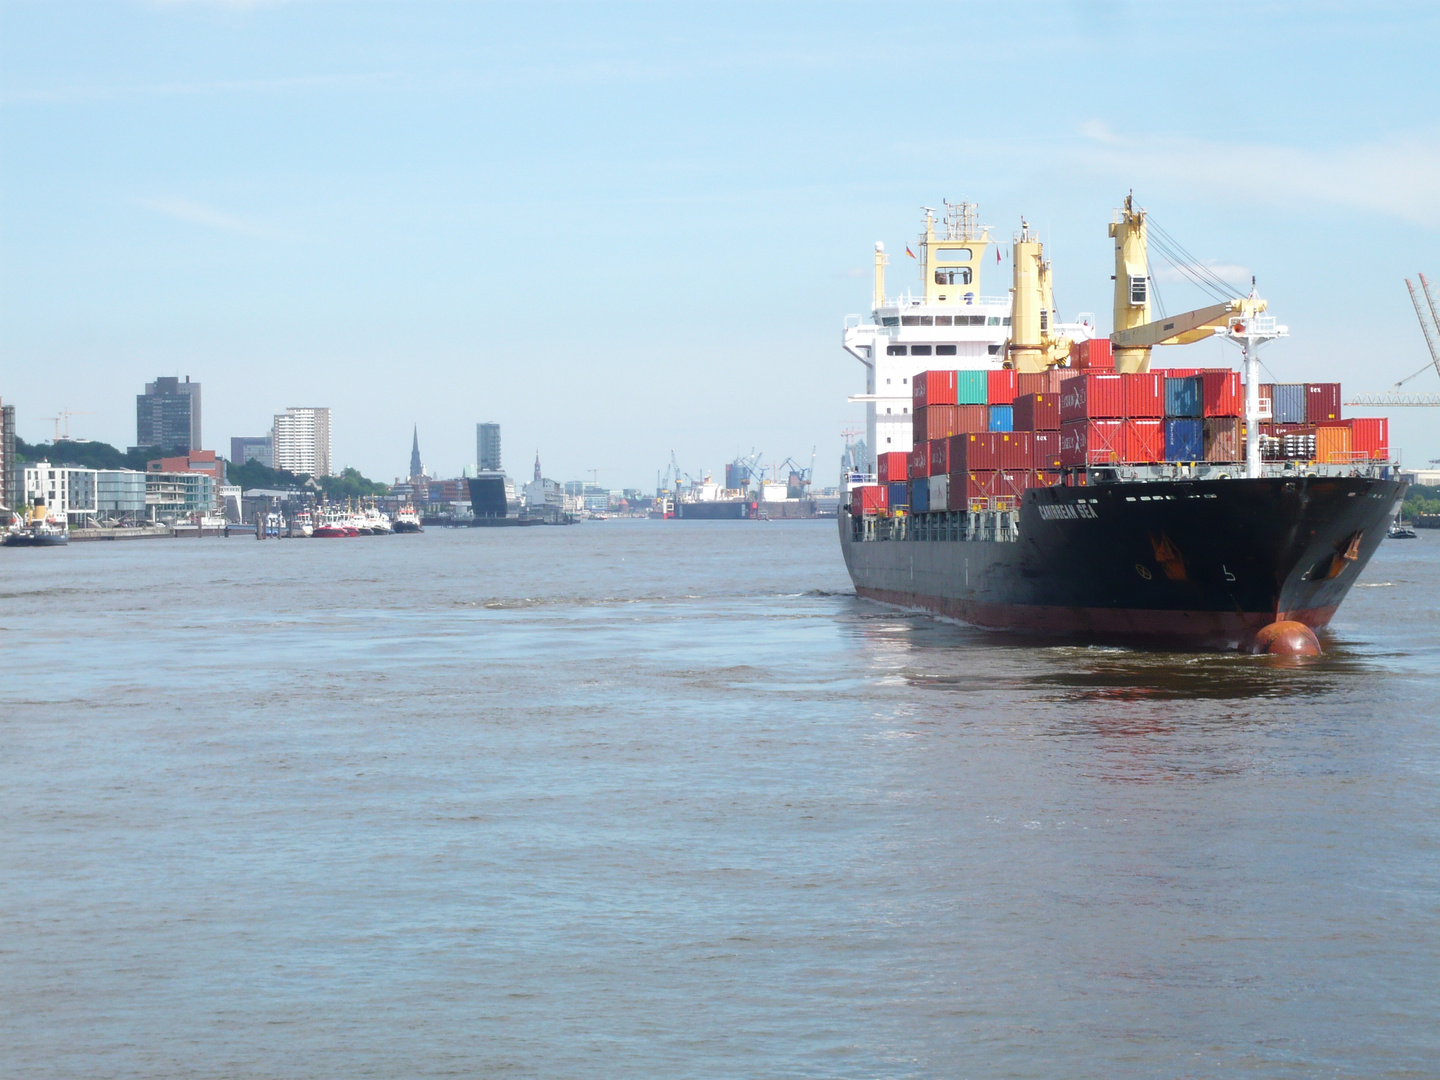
<box><xmin>95</xmin><ymin>470</ymin><xmax>149</xmax><ymax>523</ymax></box>
<box><xmin>136</xmin><ymin>376</ymin><xmax>201</xmax><ymax>452</ymax></box>
<box><xmin>22</xmin><ymin>461</ymin><xmax>98</xmax><ymax>524</ymax></box>
<box><xmin>146</xmin><ymin>471</ymin><xmax>217</xmax><ymax>520</ymax></box>
<box><xmin>148</xmin><ymin>450</ymin><xmax>226</xmax><ymax>484</ymax></box>
<box><xmin>477</xmin><ymin>422</ymin><xmax>501</xmax><ymax>472</ymax></box>
<box><xmin>1</xmin><ymin>401</ymin><xmax>16</xmax><ymax>513</ymax></box>
<box><xmin>272</xmin><ymin>407</ymin><xmax>332</xmax><ymax>477</ymax></box>
<box><xmin>230</xmin><ymin>435</ymin><xmax>273</xmax><ymax>468</ymax></box>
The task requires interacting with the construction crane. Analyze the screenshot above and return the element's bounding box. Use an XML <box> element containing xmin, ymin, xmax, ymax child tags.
<box><xmin>1345</xmin><ymin>273</ymin><xmax>1440</xmax><ymax>407</ymax></box>
<box><xmin>40</xmin><ymin>410</ymin><xmax>93</xmax><ymax>442</ymax></box>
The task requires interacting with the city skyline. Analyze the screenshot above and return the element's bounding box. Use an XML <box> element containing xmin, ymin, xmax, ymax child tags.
<box><xmin>2</xmin><ymin>3</ymin><xmax>1439</xmax><ymax>484</ymax></box>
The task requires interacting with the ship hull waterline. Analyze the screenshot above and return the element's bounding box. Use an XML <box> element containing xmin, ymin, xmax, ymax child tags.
<box><xmin>840</xmin><ymin>474</ymin><xmax>1406</xmax><ymax>652</ymax></box>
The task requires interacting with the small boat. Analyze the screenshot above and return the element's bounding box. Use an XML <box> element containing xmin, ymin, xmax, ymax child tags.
<box><xmin>393</xmin><ymin>505</ymin><xmax>423</xmax><ymax>533</ymax></box>
<box><xmin>1388</xmin><ymin>514</ymin><xmax>1418</xmax><ymax>539</ymax></box>
<box><xmin>4</xmin><ymin>502</ymin><xmax>70</xmax><ymax>547</ymax></box>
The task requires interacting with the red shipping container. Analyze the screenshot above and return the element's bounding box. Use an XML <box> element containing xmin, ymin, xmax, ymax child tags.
<box><xmin>914</xmin><ymin>370</ymin><xmax>958</xmax><ymax>408</ymax></box>
<box><xmin>970</xmin><ymin>469</ymin><xmax>1031</xmax><ymax>500</ymax></box>
<box><xmin>1032</xmin><ymin>430</ymin><xmax>1062</xmax><ymax>470</ymax></box>
<box><xmin>908</xmin><ymin>444</ymin><xmax>929</xmax><ymax>479</ymax></box>
<box><xmin>951</xmin><ymin>431</ymin><xmax>999</xmax><ymax>471</ymax></box>
<box><xmin>1016</xmin><ymin>372</ymin><xmax>1047</xmax><ymax>397</ymax></box>
<box><xmin>1012</xmin><ymin>392</ymin><xmax>1061</xmax><ymax>431</ymax></box>
<box><xmin>1059</xmin><ymin>419</ymin><xmax>1124</xmax><ymax>466</ymax></box>
<box><xmin>1059</xmin><ymin>373</ymin><xmax>1125</xmax><ymax>423</ymax></box>
<box><xmin>1122</xmin><ymin>372</ymin><xmax>1165</xmax><ymax>418</ymax></box>
<box><xmin>956</xmin><ymin>404</ymin><xmax>989</xmax><ymax>433</ymax></box>
<box><xmin>925</xmin><ymin>404</ymin><xmax>960</xmax><ymax>441</ymax></box>
<box><xmin>1072</xmin><ymin>338</ymin><xmax>1115</xmax><ymax>370</ymax></box>
<box><xmin>1200</xmin><ymin>370</ymin><xmax>1242</xmax><ymax>416</ymax></box>
<box><xmin>1349</xmin><ymin>417</ymin><xmax>1389</xmax><ymax>460</ymax></box>
<box><xmin>877</xmin><ymin>451</ymin><xmax>908</xmax><ymax>483</ymax></box>
<box><xmin>930</xmin><ymin>438</ymin><xmax>951</xmax><ymax>476</ymax></box>
<box><xmin>1305</xmin><ymin>382</ymin><xmax>1342</xmax><ymax>422</ymax></box>
<box><xmin>1122</xmin><ymin>418</ymin><xmax>1165</xmax><ymax>463</ymax></box>
<box><xmin>850</xmin><ymin>484</ymin><xmax>888</xmax><ymax>516</ymax></box>
<box><xmin>995</xmin><ymin>431</ymin><xmax>1033</xmax><ymax>470</ymax></box>
<box><xmin>987</xmin><ymin>369</ymin><xmax>1018</xmax><ymax>405</ymax></box>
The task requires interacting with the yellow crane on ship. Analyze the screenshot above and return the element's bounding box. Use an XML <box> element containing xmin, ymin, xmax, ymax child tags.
<box><xmin>1005</xmin><ymin>192</ymin><xmax>1267</xmax><ymax>375</ymax></box>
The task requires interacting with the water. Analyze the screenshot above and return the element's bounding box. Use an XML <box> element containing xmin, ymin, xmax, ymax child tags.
<box><xmin>2</xmin><ymin>520</ymin><xmax>1437</xmax><ymax>1079</ymax></box>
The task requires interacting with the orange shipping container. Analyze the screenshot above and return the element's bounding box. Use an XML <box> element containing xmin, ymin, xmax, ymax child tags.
<box><xmin>1315</xmin><ymin>422</ymin><xmax>1353</xmax><ymax>465</ymax></box>
<box><xmin>924</xmin><ymin>404</ymin><xmax>960</xmax><ymax>441</ymax></box>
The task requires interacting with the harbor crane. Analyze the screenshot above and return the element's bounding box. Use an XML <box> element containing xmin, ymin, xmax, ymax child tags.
<box><xmin>1344</xmin><ymin>273</ymin><xmax>1440</xmax><ymax>407</ymax></box>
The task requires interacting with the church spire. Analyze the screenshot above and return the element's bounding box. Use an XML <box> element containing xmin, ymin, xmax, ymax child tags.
<box><xmin>409</xmin><ymin>425</ymin><xmax>423</xmax><ymax>479</ymax></box>
<box><xmin>533</xmin><ymin>449</ymin><xmax>542</xmax><ymax>482</ymax></box>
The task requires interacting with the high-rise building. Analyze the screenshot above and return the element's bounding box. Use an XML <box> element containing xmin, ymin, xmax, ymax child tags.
<box><xmin>1</xmin><ymin>402</ymin><xmax>16</xmax><ymax>512</ymax></box>
<box><xmin>409</xmin><ymin>426</ymin><xmax>424</xmax><ymax>480</ymax></box>
<box><xmin>230</xmin><ymin>436</ymin><xmax>273</xmax><ymax>468</ymax></box>
<box><xmin>136</xmin><ymin>376</ymin><xmax>201</xmax><ymax>452</ymax></box>
<box><xmin>477</xmin><ymin>422</ymin><xmax>501</xmax><ymax>473</ymax></box>
<box><xmin>271</xmin><ymin>407</ymin><xmax>332</xmax><ymax>477</ymax></box>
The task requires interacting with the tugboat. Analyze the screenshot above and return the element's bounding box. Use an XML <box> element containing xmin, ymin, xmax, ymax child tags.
<box><xmin>4</xmin><ymin>500</ymin><xmax>70</xmax><ymax>547</ymax></box>
<box><xmin>840</xmin><ymin>196</ymin><xmax>1405</xmax><ymax>654</ymax></box>
<box><xmin>1388</xmin><ymin>513</ymin><xmax>1418</xmax><ymax>539</ymax></box>
<box><xmin>392</xmin><ymin>504</ymin><xmax>423</xmax><ymax>533</ymax></box>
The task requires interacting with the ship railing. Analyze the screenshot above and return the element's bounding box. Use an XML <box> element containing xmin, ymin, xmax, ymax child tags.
<box><xmin>877</xmin><ymin>294</ymin><xmax>1013</xmax><ymax>310</ymax></box>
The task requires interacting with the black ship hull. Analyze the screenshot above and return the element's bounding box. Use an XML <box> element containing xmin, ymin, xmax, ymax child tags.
<box><xmin>841</xmin><ymin>474</ymin><xmax>1406</xmax><ymax>652</ymax></box>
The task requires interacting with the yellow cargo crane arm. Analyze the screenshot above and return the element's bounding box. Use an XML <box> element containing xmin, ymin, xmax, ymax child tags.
<box><xmin>1111</xmin><ymin>297</ymin><xmax>1266</xmax><ymax>350</ymax></box>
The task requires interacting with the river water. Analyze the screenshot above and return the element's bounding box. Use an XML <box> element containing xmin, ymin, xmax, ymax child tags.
<box><xmin>2</xmin><ymin>519</ymin><xmax>1436</xmax><ymax>1079</ymax></box>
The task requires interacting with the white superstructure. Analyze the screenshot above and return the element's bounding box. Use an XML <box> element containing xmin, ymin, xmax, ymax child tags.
<box><xmin>842</xmin><ymin>201</ymin><xmax>1093</xmax><ymax>470</ymax></box>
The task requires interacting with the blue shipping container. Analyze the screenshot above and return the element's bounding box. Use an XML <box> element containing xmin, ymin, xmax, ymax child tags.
<box><xmin>1165</xmin><ymin>418</ymin><xmax>1204</xmax><ymax>461</ymax></box>
<box><xmin>910</xmin><ymin>480</ymin><xmax>929</xmax><ymax>513</ymax></box>
<box><xmin>888</xmin><ymin>481</ymin><xmax>909</xmax><ymax>508</ymax></box>
<box><xmin>1273</xmin><ymin>383</ymin><xmax>1306</xmax><ymax>423</ymax></box>
<box><xmin>1165</xmin><ymin>376</ymin><xmax>1202</xmax><ymax>418</ymax></box>
<box><xmin>957</xmin><ymin>370</ymin><xmax>988</xmax><ymax>405</ymax></box>
<box><xmin>988</xmin><ymin>405</ymin><xmax>1014</xmax><ymax>432</ymax></box>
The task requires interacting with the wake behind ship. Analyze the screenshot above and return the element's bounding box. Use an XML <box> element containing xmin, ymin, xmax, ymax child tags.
<box><xmin>839</xmin><ymin>197</ymin><xmax>1404</xmax><ymax>653</ymax></box>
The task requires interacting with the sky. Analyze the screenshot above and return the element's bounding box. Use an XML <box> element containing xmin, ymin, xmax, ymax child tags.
<box><xmin>3</xmin><ymin>0</ymin><xmax>1439</xmax><ymax>487</ymax></box>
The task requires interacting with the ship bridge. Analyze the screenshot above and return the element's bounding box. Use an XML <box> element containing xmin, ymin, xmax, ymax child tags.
<box><xmin>843</xmin><ymin>201</ymin><xmax>1092</xmax><ymax>467</ymax></box>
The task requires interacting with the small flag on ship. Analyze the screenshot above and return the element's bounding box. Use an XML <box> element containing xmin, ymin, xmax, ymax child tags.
<box><xmin>905</xmin><ymin>245</ymin><xmax>916</xmax><ymax>258</ymax></box>
<box><xmin>996</xmin><ymin>247</ymin><xmax>1002</xmax><ymax>263</ymax></box>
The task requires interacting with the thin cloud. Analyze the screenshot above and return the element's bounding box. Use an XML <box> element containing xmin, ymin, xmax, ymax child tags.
<box><xmin>0</xmin><ymin>71</ymin><xmax>393</xmax><ymax>106</ymax></box>
<box><xmin>138</xmin><ymin>196</ymin><xmax>281</xmax><ymax>238</ymax></box>
<box><xmin>1077</xmin><ymin>122</ymin><xmax>1440</xmax><ymax>227</ymax></box>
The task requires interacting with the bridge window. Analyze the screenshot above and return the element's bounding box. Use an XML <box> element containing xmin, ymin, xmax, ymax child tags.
<box><xmin>936</xmin><ymin>247</ymin><xmax>972</xmax><ymax>262</ymax></box>
<box><xmin>988</xmin><ymin>316</ymin><xmax>1001</xmax><ymax>325</ymax></box>
<box><xmin>935</xmin><ymin>267</ymin><xmax>973</xmax><ymax>286</ymax></box>
<box><xmin>933</xmin><ymin>315</ymin><xmax>953</xmax><ymax>326</ymax></box>
<box><xmin>911</xmin><ymin>345</ymin><xmax>932</xmax><ymax>356</ymax></box>
<box><xmin>919</xmin><ymin>316</ymin><xmax>933</xmax><ymax>326</ymax></box>
<box><xmin>901</xmin><ymin>315</ymin><xmax>921</xmax><ymax>326</ymax></box>
<box><xmin>988</xmin><ymin>344</ymin><xmax>1001</xmax><ymax>355</ymax></box>
<box><xmin>936</xmin><ymin>345</ymin><xmax>957</xmax><ymax>356</ymax></box>
<box><xmin>882</xmin><ymin>317</ymin><xmax>899</xmax><ymax>327</ymax></box>
<box><xmin>887</xmin><ymin>344</ymin><xmax>906</xmax><ymax>356</ymax></box>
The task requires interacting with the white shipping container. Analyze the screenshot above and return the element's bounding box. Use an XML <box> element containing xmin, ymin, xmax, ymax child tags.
<box><xmin>927</xmin><ymin>473</ymin><xmax>949</xmax><ymax>513</ymax></box>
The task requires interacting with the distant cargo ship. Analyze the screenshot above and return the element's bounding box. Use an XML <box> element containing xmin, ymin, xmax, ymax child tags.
<box><xmin>840</xmin><ymin>198</ymin><xmax>1404</xmax><ymax>653</ymax></box>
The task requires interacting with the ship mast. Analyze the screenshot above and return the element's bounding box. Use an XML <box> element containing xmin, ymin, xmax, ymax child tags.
<box><xmin>1224</xmin><ymin>284</ymin><xmax>1288</xmax><ymax>479</ymax></box>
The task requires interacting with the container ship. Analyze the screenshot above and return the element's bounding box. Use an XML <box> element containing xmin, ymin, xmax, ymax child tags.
<box><xmin>840</xmin><ymin>197</ymin><xmax>1405</xmax><ymax>653</ymax></box>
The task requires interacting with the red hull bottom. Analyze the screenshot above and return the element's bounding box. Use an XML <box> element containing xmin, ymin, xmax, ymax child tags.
<box><xmin>855</xmin><ymin>585</ymin><xmax>1338</xmax><ymax>653</ymax></box>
